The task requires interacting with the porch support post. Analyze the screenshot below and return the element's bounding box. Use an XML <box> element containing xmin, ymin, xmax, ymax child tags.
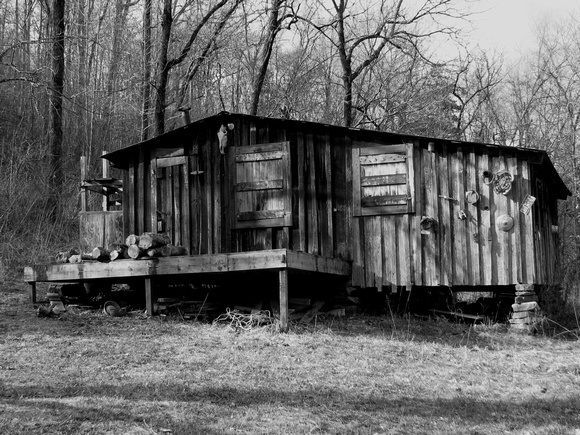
<box><xmin>29</xmin><ymin>282</ymin><xmax>37</xmax><ymax>304</ymax></box>
<box><xmin>145</xmin><ymin>278</ymin><xmax>153</xmax><ymax>316</ymax></box>
<box><xmin>279</xmin><ymin>269</ymin><xmax>289</xmax><ymax>332</ymax></box>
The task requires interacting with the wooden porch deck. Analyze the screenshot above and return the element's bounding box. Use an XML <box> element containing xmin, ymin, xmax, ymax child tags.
<box><xmin>24</xmin><ymin>249</ymin><xmax>351</xmax><ymax>331</ymax></box>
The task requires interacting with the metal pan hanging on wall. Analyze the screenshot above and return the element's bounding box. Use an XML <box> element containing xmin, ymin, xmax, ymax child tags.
<box><xmin>465</xmin><ymin>190</ymin><xmax>480</xmax><ymax>204</ymax></box>
<box><xmin>493</xmin><ymin>170</ymin><xmax>513</xmax><ymax>195</ymax></box>
<box><xmin>496</xmin><ymin>214</ymin><xmax>514</xmax><ymax>232</ymax></box>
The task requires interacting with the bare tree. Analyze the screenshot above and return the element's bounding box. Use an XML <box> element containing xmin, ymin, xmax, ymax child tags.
<box><xmin>48</xmin><ymin>0</ymin><xmax>65</xmax><ymax>220</ymax></box>
<box><xmin>141</xmin><ymin>0</ymin><xmax>152</xmax><ymax>140</ymax></box>
<box><xmin>249</xmin><ymin>0</ymin><xmax>297</xmax><ymax>115</ymax></box>
<box><xmin>300</xmin><ymin>0</ymin><xmax>467</xmax><ymax>127</ymax></box>
<box><xmin>154</xmin><ymin>0</ymin><xmax>236</xmax><ymax>135</ymax></box>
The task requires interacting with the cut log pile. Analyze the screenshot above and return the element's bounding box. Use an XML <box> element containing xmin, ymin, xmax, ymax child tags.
<box><xmin>509</xmin><ymin>284</ymin><xmax>541</xmax><ymax>331</ymax></box>
<box><xmin>55</xmin><ymin>233</ymin><xmax>188</xmax><ymax>264</ymax></box>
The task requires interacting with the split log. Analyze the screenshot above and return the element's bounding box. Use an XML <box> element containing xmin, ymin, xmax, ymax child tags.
<box><xmin>146</xmin><ymin>245</ymin><xmax>187</xmax><ymax>257</ymax></box>
<box><xmin>108</xmin><ymin>244</ymin><xmax>128</xmax><ymax>261</ymax></box>
<box><xmin>55</xmin><ymin>248</ymin><xmax>80</xmax><ymax>263</ymax></box>
<box><xmin>125</xmin><ymin>234</ymin><xmax>139</xmax><ymax>246</ymax></box>
<box><xmin>68</xmin><ymin>254</ymin><xmax>82</xmax><ymax>263</ymax></box>
<box><xmin>92</xmin><ymin>247</ymin><xmax>110</xmax><ymax>262</ymax></box>
<box><xmin>127</xmin><ymin>244</ymin><xmax>145</xmax><ymax>259</ymax></box>
<box><xmin>138</xmin><ymin>233</ymin><xmax>171</xmax><ymax>250</ymax></box>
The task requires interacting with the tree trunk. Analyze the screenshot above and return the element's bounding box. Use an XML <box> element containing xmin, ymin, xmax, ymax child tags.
<box><xmin>154</xmin><ymin>0</ymin><xmax>172</xmax><ymax>136</ymax></box>
<box><xmin>48</xmin><ymin>0</ymin><xmax>65</xmax><ymax>220</ymax></box>
<box><xmin>250</xmin><ymin>0</ymin><xmax>284</xmax><ymax>116</ymax></box>
<box><xmin>141</xmin><ymin>0</ymin><xmax>152</xmax><ymax>140</ymax></box>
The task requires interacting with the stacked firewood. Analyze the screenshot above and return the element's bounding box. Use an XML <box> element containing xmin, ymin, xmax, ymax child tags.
<box><xmin>124</xmin><ymin>232</ymin><xmax>187</xmax><ymax>259</ymax></box>
<box><xmin>55</xmin><ymin>233</ymin><xmax>187</xmax><ymax>263</ymax></box>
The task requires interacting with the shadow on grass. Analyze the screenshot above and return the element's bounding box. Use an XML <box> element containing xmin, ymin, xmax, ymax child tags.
<box><xmin>2</xmin><ymin>383</ymin><xmax>579</xmax><ymax>433</ymax></box>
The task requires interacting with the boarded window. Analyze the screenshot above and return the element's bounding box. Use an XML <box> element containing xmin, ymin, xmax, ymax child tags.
<box><xmin>233</xmin><ymin>141</ymin><xmax>292</xmax><ymax>229</ymax></box>
<box><xmin>352</xmin><ymin>143</ymin><xmax>415</xmax><ymax>216</ymax></box>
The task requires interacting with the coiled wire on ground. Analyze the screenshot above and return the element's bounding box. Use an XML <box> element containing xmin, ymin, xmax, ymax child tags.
<box><xmin>213</xmin><ymin>308</ymin><xmax>277</xmax><ymax>331</ymax></box>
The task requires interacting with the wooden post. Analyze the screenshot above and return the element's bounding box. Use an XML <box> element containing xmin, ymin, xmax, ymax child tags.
<box><xmin>102</xmin><ymin>150</ymin><xmax>109</xmax><ymax>211</ymax></box>
<box><xmin>145</xmin><ymin>278</ymin><xmax>153</xmax><ymax>316</ymax></box>
<box><xmin>279</xmin><ymin>269</ymin><xmax>289</xmax><ymax>332</ymax></box>
<box><xmin>29</xmin><ymin>282</ymin><xmax>37</xmax><ymax>304</ymax></box>
<box><xmin>80</xmin><ymin>156</ymin><xmax>87</xmax><ymax>213</ymax></box>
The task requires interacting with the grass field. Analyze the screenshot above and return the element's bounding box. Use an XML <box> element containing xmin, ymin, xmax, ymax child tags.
<box><xmin>1</xmin><ymin>281</ymin><xmax>579</xmax><ymax>435</ymax></box>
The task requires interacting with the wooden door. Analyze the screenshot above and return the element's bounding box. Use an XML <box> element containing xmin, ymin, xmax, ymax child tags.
<box><xmin>155</xmin><ymin>156</ymin><xmax>190</xmax><ymax>247</ymax></box>
<box><xmin>232</xmin><ymin>141</ymin><xmax>292</xmax><ymax>229</ymax></box>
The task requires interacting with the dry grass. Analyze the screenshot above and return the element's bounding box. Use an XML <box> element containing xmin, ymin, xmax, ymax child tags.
<box><xmin>1</xmin><ymin>281</ymin><xmax>580</xmax><ymax>435</ymax></box>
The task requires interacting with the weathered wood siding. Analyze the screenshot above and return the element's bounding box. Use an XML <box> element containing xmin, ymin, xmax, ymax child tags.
<box><xmin>80</xmin><ymin>211</ymin><xmax>123</xmax><ymax>252</ymax></box>
<box><xmin>353</xmin><ymin>142</ymin><xmax>542</xmax><ymax>287</ymax></box>
<box><xmin>113</xmin><ymin>114</ymin><xmax>565</xmax><ymax>288</ymax></box>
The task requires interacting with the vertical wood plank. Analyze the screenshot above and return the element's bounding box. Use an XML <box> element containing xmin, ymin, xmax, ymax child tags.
<box><xmin>438</xmin><ymin>144</ymin><xmax>452</xmax><ymax>286</ymax></box>
<box><xmin>213</xmin><ymin>126</ymin><xmax>222</xmax><ymax>253</ymax></box>
<box><xmin>365</xmin><ymin>216</ymin><xmax>383</xmax><ymax>289</ymax></box>
<box><xmin>344</xmin><ymin>135</ymin><xmax>354</xmax><ymax>262</ymax></box>
<box><xmin>479</xmin><ymin>149</ymin><xmax>493</xmax><ymax>285</ymax></box>
<box><xmin>204</xmin><ymin>131</ymin><xmax>213</xmax><ymax>254</ymax></box>
<box><xmin>150</xmin><ymin>158</ymin><xmax>158</xmax><ymax>234</ymax></box>
<box><xmin>127</xmin><ymin>160</ymin><xmax>136</xmax><ymax>236</ymax></box>
<box><xmin>295</xmin><ymin>131</ymin><xmax>306</xmax><ymax>251</ymax></box>
<box><xmin>306</xmin><ymin>132</ymin><xmax>319</xmax><ymax>254</ymax></box>
<box><xmin>423</xmin><ymin>144</ymin><xmax>439</xmax><ymax>286</ymax></box>
<box><xmin>279</xmin><ymin>269</ymin><xmax>289</xmax><ymax>332</ymax></box>
<box><xmin>165</xmin><ymin>167</ymin><xmax>173</xmax><ymax>241</ymax></box>
<box><xmin>494</xmin><ymin>152</ymin><xmax>510</xmax><ymax>284</ymax></box>
<box><xmin>137</xmin><ymin>147</ymin><xmax>146</xmax><ymax>234</ymax></box>
<box><xmin>80</xmin><ymin>156</ymin><xmax>87</xmax><ymax>212</ymax></box>
<box><xmin>352</xmin><ymin>147</ymin><xmax>362</xmax><ymax>217</ymax></box>
<box><xmin>102</xmin><ymin>151</ymin><xmax>110</xmax><ymax>212</ymax></box>
<box><xmin>324</xmin><ymin>133</ymin><xmax>334</xmax><ymax>256</ymax></box>
<box><xmin>452</xmin><ymin>147</ymin><xmax>467</xmax><ymax>285</ymax></box>
<box><xmin>520</xmin><ymin>161</ymin><xmax>535</xmax><ymax>284</ymax></box>
<box><xmin>332</xmin><ymin>134</ymin><xmax>348</xmax><ymax>259</ymax></box>
<box><xmin>508</xmin><ymin>154</ymin><xmax>521</xmax><ymax>283</ymax></box>
<box><xmin>182</xmin><ymin>158</ymin><xmax>191</xmax><ymax>254</ymax></box>
<box><xmin>466</xmin><ymin>150</ymin><xmax>480</xmax><ymax>285</ymax></box>
<box><xmin>275</xmin><ymin>128</ymin><xmax>290</xmax><ymax>249</ymax></box>
<box><xmin>397</xmin><ymin>215</ymin><xmax>411</xmax><ymax>286</ymax></box>
<box><xmin>317</xmin><ymin>133</ymin><xmax>333</xmax><ymax>257</ymax></box>
<box><xmin>383</xmin><ymin>216</ymin><xmax>397</xmax><ymax>285</ymax></box>
<box><xmin>411</xmin><ymin>141</ymin><xmax>422</xmax><ymax>285</ymax></box>
<box><xmin>173</xmin><ymin>165</ymin><xmax>181</xmax><ymax>246</ymax></box>
<box><xmin>145</xmin><ymin>278</ymin><xmax>153</xmax><ymax>316</ymax></box>
<box><xmin>407</xmin><ymin>143</ymin><xmax>416</xmax><ymax>213</ymax></box>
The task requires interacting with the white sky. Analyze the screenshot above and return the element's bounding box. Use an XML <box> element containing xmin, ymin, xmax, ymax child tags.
<box><xmin>464</xmin><ymin>0</ymin><xmax>579</xmax><ymax>58</ymax></box>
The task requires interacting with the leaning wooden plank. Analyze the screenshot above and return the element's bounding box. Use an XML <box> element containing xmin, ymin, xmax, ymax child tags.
<box><xmin>299</xmin><ymin>300</ymin><xmax>326</xmax><ymax>325</ymax></box>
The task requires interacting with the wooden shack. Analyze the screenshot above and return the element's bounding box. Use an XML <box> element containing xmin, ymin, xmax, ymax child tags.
<box><xmin>25</xmin><ymin>112</ymin><xmax>570</xmax><ymax>328</ymax></box>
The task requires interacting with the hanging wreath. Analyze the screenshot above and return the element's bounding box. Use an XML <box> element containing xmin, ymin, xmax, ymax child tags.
<box><xmin>493</xmin><ymin>170</ymin><xmax>513</xmax><ymax>195</ymax></box>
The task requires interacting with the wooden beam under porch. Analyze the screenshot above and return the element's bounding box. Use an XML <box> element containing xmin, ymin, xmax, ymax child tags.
<box><xmin>24</xmin><ymin>249</ymin><xmax>351</xmax><ymax>332</ymax></box>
